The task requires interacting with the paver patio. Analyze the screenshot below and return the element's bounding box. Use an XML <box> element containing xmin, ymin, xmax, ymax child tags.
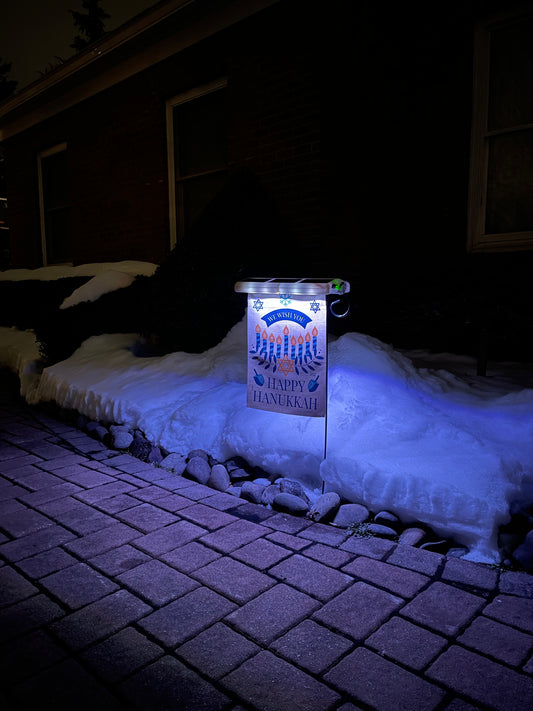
<box><xmin>1</xmin><ymin>367</ymin><xmax>533</xmax><ymax>710</ymax></box>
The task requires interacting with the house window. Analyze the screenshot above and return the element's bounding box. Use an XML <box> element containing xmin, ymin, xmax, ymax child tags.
<box><xmin>37</xmin><ymin>143</ymin><xmax>71</xmax><ymax>264</ymax></box>
<box><xmin>468</xmin><ymin>11</ymin><xmax>533</xmax><ymax>251</ymax></box>
<box><xmin>166</xmin><ymin>79</ymin><xmax>228</xmax><ymax>248</ymax></box>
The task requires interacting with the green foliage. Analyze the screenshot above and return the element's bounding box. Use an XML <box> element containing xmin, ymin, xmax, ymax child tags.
<box><xmin>70</xmin><ymin>0</ymin><xmax>110</xmax><ymax>52</ymax></box>
<box><xmin>347</xmin><ymin>522</ymin><xmax>373</xmax><ymax>539</ymax></box>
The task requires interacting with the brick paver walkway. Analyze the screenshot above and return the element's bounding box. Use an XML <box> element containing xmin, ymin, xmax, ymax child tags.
<box><xmin>1</xmin><ymin>367</ymin><xmax>532</xmax><ymax>710</ymax></box>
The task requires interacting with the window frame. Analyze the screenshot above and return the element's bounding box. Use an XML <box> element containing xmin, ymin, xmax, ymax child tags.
<box><xmin>166</xmin><ymin>78</ymin><xmax>228</xmax><ymax>250</ymax></box>
<box><xmin>467</xmin><ymin>11</ymin><xmax>533</xmax><ymax>252</ymax></box>
<box><xmin>37</xmin><ymin>142</ymin><xmax>70</xmax><ymax>265</ymax></box>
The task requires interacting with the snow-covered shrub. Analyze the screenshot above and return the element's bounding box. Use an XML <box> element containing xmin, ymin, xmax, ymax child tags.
<box><xmin>35</xmin><ymin>275</ymin><xmax>151</xmax><ymax>364</ymax></box>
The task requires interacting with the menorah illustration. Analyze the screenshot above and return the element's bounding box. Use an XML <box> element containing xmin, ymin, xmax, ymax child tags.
<box><xmin>250</xmin><ymin>324</ymin><xmax>323</xmax><ymax>376</ymax></box>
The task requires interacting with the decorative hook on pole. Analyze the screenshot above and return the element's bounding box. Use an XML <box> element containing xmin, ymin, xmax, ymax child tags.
<box><xmin>329</xmin><ymin>298</ymin><xmax>350</xmax><ymax>318</ymax></box>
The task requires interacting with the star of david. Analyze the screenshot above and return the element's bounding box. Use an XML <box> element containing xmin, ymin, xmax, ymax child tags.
<box><xmin>252</xmin><ymin>298</ymin><xmax>264</xmax><ymax>312</ymax></box>
<box><xmin>277</xmin><ymin>354</ymin><xmax>295</xmax><ymax>376</ymax></box>
<box><xmin>309</xmin><ymin>299</ymin><xmax>321</xmax><ymax>314</ymax></box>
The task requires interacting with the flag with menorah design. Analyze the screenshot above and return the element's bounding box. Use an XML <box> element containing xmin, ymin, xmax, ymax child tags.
<box><xmin>246</xmin><ymin>291</ymin><xmax>327</xmax><ymax>416</ymax></box>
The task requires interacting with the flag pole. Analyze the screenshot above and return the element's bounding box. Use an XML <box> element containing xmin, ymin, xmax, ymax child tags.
<box><xmin>322</xmin><ymin>291</ymin><xmax>350</xmax><ymax>494</ymax></box>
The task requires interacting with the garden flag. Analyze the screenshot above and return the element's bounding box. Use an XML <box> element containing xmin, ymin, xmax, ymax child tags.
<box><xmin>244</xmin><ymin>288</ymin><xmax>328</xmax><ymax>417</ymax></box>
<box><xmin>235</xmin><ymin>278</ymin><xmax>349</xmax><ymax>417</ymax></box>
<box><xmin>235</xmin><ymin>278</ymin><xmax>350</xmax><ymax>417</ymax></box>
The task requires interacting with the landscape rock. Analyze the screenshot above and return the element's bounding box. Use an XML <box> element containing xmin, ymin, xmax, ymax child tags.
<box><xmin>399</xmin><ymin>527</ymin><xmax>426</xmax><ymax>547</ymax></box>
<box><xmin>374</xmin><ymin>510</ymin><xmax>401</xmax><ymax>529</ymax></box>
<box><xmin>229</xmin><ymin>467</ymin><xmax>249</xmax><ymax>482</ymax></box>
<box><xmin>209</xmin><ymin>463</ymin><xmax>231</xmax><ymax>491</ymax></box>
<box><xmin>146</xmin><ymin>445</ymin><xmax>163</xmax><ymax>465</ymax></box>
<box><xmin>272</xmin><ymin>492</ymin><xmax>309</xmax><ymax>515</ymax></box>
<box><xmin>188</xmin><ymin>448</ymin><xmax>209</xmax><ymax>462</ymax></box>
<box><xmin>308</xmin><ymin>492</ymin><xmax>341</xmax><ymax>522</ymax></box>
<box><xmin>160</xmin><ymin>453</ymin><xmax>187</xmax><ymax>474</ymax></box>
<box><xmin>225</xmin><ymin>456</ymin><xmax>250</xmax><ymax>472</ymax></box>
<box><xmin>332</xmin><ymin>503</ymin><xmax>370</xmax><ymax>528</ymax></box>
<box><xmin>109</xmin><ymin>425</ymin><xmax>133</xmax><ymax>450</ymax></box>
<box><xmin>252</xmin><ymin>477</ymin><xmax>271</xmax><ymax>487</ymax></box>
<box><xmin>185</xmin><ymin>456</ymin><xmax>211</xmax><ymax>484</ymax></box>
<box><xmin>367</xmin><ymin>523</ymin><xmax>398</xmax><ymax>539</ymax></box>
<box><xmin>110</xmin><ymin>424</ymin><xmax>130</xmax><ymax>435</ymax></box>
<box><xmin>279</xmin><ymin>478</ymin><xmax>309</xmax><ymax>503</ymax></box>
<box><xmin>76</xmin><ymin>414</ymin><xmax>89</xmax><ymax>430</ymax></box>
<box><xmin>93</xmin><ymin>425</ymin><xmax>109</xmax><ymax>442</ymax></box>
<box><xmin>241</xmin><ymin>481</ymin><xmax>266</xmax><ymax>504</ymax></box>
<box><xmin>85</xmin><ymin>420</ymin><xmax>108</xmax><ymax>441</ymax></box>
<box><xmin>512</xmin><ymin>530</ymin><xmax>533</xmax><ymax>571</ymax></box>
<box><xmin>85</xmin><ymin>420</ymin><xmax>102</xmax><ymax>433</ymax></box>
<box><xmin>261</xmin><ymin>484</ymin><xmax>281</xmax><ymax>506</ymax></box>
<box><xmin>226</xmin><ymin>486</ymin><xmax>242</xmax><ymax>497</ymax></box>
<box><xmin>60</xmin><ymin>410</ymin><xmax>465</xmax><ymax>561</ymax></box>
<box><xmin>130</xmin><ymin>435</ymin><xmax>152</xmax><ymax>461</ymax></box>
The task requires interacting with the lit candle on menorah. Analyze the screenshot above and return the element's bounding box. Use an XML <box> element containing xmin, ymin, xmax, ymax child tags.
<box><xmin>269</xmin><ymin>333</ymin><xmax>275</xmax><ymax>360</ymax></box>
<box><xmin>305</xmin><ymin>332</ymin><xmax>312</xmax><ymax>361</ymax></box>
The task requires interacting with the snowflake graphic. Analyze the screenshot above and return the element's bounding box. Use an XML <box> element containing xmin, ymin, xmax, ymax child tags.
<box><xmin>279</xmin><ymin>294</ymin><xmax>292</xmax><ymax>306</ymax></box>
<box><xmin>309</xmin><ymin>299</ymin><xmax>321</xmax><ymax>314</ymax></box>
<box><xmin>252</xmin><ymin>298</ymin><xmax>264</xmax><ymax>312</ymax></box>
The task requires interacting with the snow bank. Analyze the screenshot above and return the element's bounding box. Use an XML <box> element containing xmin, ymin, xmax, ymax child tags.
<box><xmin>1</xmin><ymin>259</ymin><xmax>532</xmax><ymax>563</ymax></box>
<box><xmin>30</xmin><ymin>317</ymin><xmax>533</xmax><ymax>563</ymax></box>
<box><xmin>322</xmin><ymin>333</ymin><xmax>533</xmax><ymax>562</ymax></box>
<box><xmin>0</xmin><ymin>260</ymin><xmax>157</xmax><ymax>281</ymax></box>
<box><xmin>59</xmin><ymin>270</ymin><xmax>136</xmax><ymax>309</ymax></box>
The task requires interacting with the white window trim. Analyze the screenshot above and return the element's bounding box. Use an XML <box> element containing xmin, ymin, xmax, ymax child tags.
<box><xmin>37</xmin><ymin>142</ymin><xmax>69</xmax><ymax>266</ymax></box>
<box><xmin>166</xmin><ymin>78</ymin><xmax>228</xmax><ymax>250</ymax></box>
<box><xmin>467</xmin><ymin>13</ymin><xmax>533</xmax><ymax>252</ymax></box>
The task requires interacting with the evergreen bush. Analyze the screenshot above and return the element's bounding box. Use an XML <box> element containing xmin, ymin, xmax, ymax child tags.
<box><xmin>136</xmin><ymin>168</ymin><xmax>299</xmax><ymax>355</ymax></box>
<box><xmin>35</xmin><ymin>275</ymin><xmax>151</xmax><ymax>365</ymax></box>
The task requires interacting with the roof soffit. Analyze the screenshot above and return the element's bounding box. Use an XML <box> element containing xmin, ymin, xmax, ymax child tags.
<box><xmin>0</xmin><ymin>0</ymin><xmax>280</xmax><ymax>140</ymax></box>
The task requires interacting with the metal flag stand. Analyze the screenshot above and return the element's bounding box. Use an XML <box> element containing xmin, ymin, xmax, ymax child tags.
<box><xmin>234</xmin><ymin>278</ymin><xmax>351</xmax><ymax>494</ymax></box>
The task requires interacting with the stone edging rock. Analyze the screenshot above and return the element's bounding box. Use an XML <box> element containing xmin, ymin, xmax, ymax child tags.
<box><xmin>42</xmin><ymin>404</ymin><xmax>533</xmax><ymax>573</ymax></box>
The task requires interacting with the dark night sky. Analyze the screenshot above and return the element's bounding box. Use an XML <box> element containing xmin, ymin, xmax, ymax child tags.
<box><xmin>1</xmin><ymin>0</ymin><xmax>159</xmax><ymax>91</ymax></box>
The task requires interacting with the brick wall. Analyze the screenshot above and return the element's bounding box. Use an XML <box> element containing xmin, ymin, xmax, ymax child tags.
<box><xmin>66</xmin><ymin>74</ymin><xmax>170</xmax><ymax>265</ymax></box>
<box><xmin>227</xmin><ymin>8</ymin><xmax>323</xmax><ymax>257</ymax></box>
<box><xmin>3</xmin><ymin>141</ymin><xmax>41</xmax><ymax>267</ymax></box>
<box><xmin>4</xmin><ymin>0</ymin><xmax>325</xmax><ymax>269</ymax></box>
<box><xmin>3</xmin><ymin>0</ymin><xmax>533</xmax><ymax>362</ymax></box>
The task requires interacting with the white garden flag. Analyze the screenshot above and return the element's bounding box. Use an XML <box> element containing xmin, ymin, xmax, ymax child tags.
<box><xmin>245</xmin><ymin>290</ymin><xmax>328</xmax><ymax>416</ymax></box>
<box><xmin>235</xmin><ymin>278</ymin><xmax>349</xmax><ymax>418</ymax></box>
